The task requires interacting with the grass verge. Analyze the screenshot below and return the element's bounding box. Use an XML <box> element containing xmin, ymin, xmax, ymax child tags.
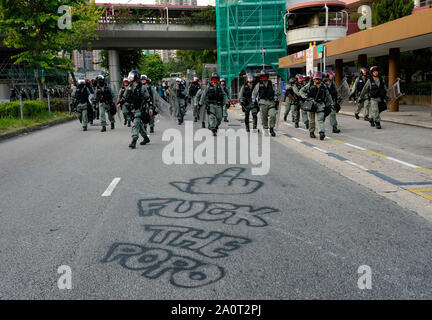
<box><xmin>0</xmin><ymin>112</ymin><xmax>75</xmax><ymax>136</ymax></box>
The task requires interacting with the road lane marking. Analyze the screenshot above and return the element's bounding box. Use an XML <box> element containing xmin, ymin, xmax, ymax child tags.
<box><xmin>386</xmin><ymin>157</ymin><xmax>419</xmax><ymax>169</ymax></box>
<box><xmin>345</xmin><ymin>143</ymin><xmax>366</xmax><ymax>151</ymax></box>
<box><xmin>345</xmin><ymin>160</ymin><xmax>368</xmax><ymax>171</ymax></box>
<box><xmin>102</xmin><ymin>178</ymin><xmax>121</xmax><ymax>197</ymax></box>
<box><xmin>312</xmin><ymin>146</ymin><xmax>328</xmax><ymax>153</ymax></box>
<box><xmin>409</xmin><ymin>188</ymin><xmax>432</xmax><ymax>201</ymax></box>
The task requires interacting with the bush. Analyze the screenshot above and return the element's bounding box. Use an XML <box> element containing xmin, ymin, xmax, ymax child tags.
<box><xmin>0</xmin><ymin>99</ymin><xmax>70</xmax><ymax>118</ymax></box>
<box><xmin>401</xmin><ymin>82</ymin><xmax>432</xmax><ymax>96</ymax></box>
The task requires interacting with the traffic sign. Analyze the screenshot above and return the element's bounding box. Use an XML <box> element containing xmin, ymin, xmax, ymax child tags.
<box><xmin>317</xmin><ymin>44</ymin><xmax>324</xmax><ymax>53</ymax></box>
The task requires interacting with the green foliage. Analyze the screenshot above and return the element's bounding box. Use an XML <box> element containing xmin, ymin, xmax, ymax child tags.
<box><xmin>0</xmin><ymin>99</ymin><xmax>69</xmax><ymax>118</ymax></box>
<box><xmin>140</xmin><ymin>53</ymin><xmax>166</xmax><ymax>82</ymax></box>
<box><xmin>166</xmin><ymin>50</ymin><xmax>217</xmax><ymax>77</ymax></box>
<box><xmin>177</xmin><ymin>6</ymin><xmax>216</xmax><ymax>27</ymax></box>
<box><xmin>0</xmin><ymin>0</ymin><xmax>102</xmax><ymax>98</ymax></box>
<box><xmin>99</xmin><ymin>50</ymin><xmax>144</xmax><ymax>78</ymax></box>
<box><xmin>372</xmin><ymin>0</ymin><xmax>414</xmax><ymax>25</ymax></box>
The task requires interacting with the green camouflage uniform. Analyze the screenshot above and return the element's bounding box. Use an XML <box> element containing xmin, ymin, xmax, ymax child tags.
<box><xmin>199</xmin><ymin>82</ymin><xmax>228</xmax><ymax>130</ymax></box>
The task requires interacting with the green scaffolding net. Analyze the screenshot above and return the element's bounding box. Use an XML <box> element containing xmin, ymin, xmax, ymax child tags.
<box><xmin>216</xmin><ymin>0</ymin><xmax>288</xmax><ymax>86</ymax></box>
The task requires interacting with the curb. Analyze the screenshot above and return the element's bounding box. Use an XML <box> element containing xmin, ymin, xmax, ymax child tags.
<box><xmin>0</xmin><ymin>116</ymin><xmax>76</xmax><ymax>143</ymax></box>
<box><xmin>339</xmin><ymin>111</ymin><xmax>432</xmax><ymax>129</ymax></box>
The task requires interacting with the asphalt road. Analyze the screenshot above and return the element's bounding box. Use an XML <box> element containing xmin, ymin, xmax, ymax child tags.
<box><xmin>1</xmin><ymin>108</ymin><xmax>432</xmax><ymax>299</ymax></box>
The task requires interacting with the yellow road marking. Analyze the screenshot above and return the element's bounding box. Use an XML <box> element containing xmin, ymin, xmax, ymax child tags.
<box><xmin>418</xmin><ymin>167</ymin><xmax>432</xmax><ymax>175</ymax></box>
<box><xmin>409</xmin><ymin>188</ymin><xmax>432</xmax><ymax>201</ymax></box>
<box><xmin>363</xmin><ymin>149</ymin><xmax>388</xmax><ymax>158</ymax></box>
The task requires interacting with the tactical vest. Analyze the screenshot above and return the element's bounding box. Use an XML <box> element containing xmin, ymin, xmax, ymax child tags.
<box><xmin>129</xmin><ymin>84</ymin><xmax>144</xmax><ymax>109</ymax></box>
<box><xmin>258</xmin><ymin>81</ymin><xmax>274</xmax><ymax>101</ymax></box>
<box><xmin>370</xmin><ymin>77</ymin><xmax>386</xmax><ymax>99</ymax></box>
<box><xmin>76</xmin><ymin>86</ymin><xmax>89</xmax><ymax>104</ymax></box>
<box><xmin>119</xmin><ymin>87</ymin><xmax>126</xmax><ymax>100</ymax></box>
<box><xmin>286</xmin><ymin>85</ymin><xmax>295</xmax><ymax>97</ymax></box>
<box><xmin>189</xmin><ymin>82</ymin><xmax>200</xmax><ymax>97</ymax></box>
<box><xmin>242</xmin><ymin>85</ymin><xmax>253</xmax><ymax>105</ymax></box>
<box><xmin>328</xmin><ymin>82</ymin><xmax>338</xmax><ymax>100</ymax></box>
<box><xmin>177</xmin><ymin>84</ymin><xmax>186</xmax><ymax>99</ymax></box>
<box><xmin>207</xmin><ymin>85</ymin><xmax>223</xmax><ymax>104</ymax></box>
<box><xmin>356</xmin><ymin>77</ymin><xmax>367</xmax><ymax>94</ymax></box>
<box><xmin>100</xmin><ymin>86</ymin><xmax>113</xmax><ymax>104</ymax></box>
<box><xmin>308</xmin><ymin>84</ymin><xmax>326</xmax><ymax>103</ymax></box>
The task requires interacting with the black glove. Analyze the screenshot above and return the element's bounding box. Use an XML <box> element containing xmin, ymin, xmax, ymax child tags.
<box><xmin>240</xmin><ymin>104</ymin><xmax>246</xmax><ymax>113</ymax></box>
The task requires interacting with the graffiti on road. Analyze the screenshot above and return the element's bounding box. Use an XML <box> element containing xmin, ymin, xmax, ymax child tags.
<box><xmin>138</xmin><ymin>197</ymin><xmax>278</xmax><ymax>227</ymax></box>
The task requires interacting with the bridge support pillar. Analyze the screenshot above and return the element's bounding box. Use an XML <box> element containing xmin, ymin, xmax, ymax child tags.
<box><xmin>108</xmin><ymin>50</ymin><xmax>121</xmax><ymax>98</ymax></box>
<box><xmin>388</xmin><ymin>48</ymin><xmax>400</xmax><ymax>112</ymax></box>
<box><xmin>358</xmin><ymin>54</ymin><xmax>367</xmax><ymax>69</ymax></box>
<box><xmin>335</xmin><ymin>59</ymin><xmax>343</xmax><ymax>87</ymax></box>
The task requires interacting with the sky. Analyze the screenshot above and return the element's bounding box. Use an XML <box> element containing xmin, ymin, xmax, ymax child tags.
<box><xmin>95</xmin><ymin>0</ymin><xmax>215</xmax><ymax>5</ymax></box>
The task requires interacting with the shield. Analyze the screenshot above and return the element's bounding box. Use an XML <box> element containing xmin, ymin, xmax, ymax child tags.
<box><xmin>337</xmin><ymin>77</ymin><xmax>351</xmax><ymax>102</ymax></box>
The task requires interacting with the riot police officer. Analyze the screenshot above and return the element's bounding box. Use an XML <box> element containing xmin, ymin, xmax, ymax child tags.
<box><xmin>119</xmin><ymin>70</ymin><xmax>152</xmax><ymax>149</ymax></box>
<box><xmin>351</xmin><ymin>68</ymin><xmax>370</xmax><ymax>121</ymax></box>
<box><xmin>195</xmin><ymin>79</ymin><xmax>208</xmax><ymax>129</ymax></box>
<box><xmin>199</xmin><ymin>72</ymin><xmax>228</xmax><ymax>136</ymax></box>
<box><xmin>71</xmin><ymin>79</ymin><xmax>92</xmax><ymax>131</ymax></box>
<box><xmin>93</xmin><ymin>75</ymin><xmax>115</xmax><ymax>132</ymax></box>
<box><xmin>174</xmin><ymin>78</ymin><xmax>187</xmax><ymax>125</ymax></box>
<box><xmin>118</xmin><ymin>78</ymin><xmax>131</xmax><ymax>127</ymax></box>
<box><xmin>252</xmin><ymin>69</ymin><xmax>279</xmax><ymax>137</ymax></box>
<box><xmin>188</xmin><ymin>77</ymin><xmax>201</xmax><ymax>122</ymax></box>
<box><xmin>239</xmin><ymin>74</ymin><xmax>258</xmax><ymax>132</ymax></box>
<box><xmin>300</xmin><ymin>71</ymin><xmax>334</xmax><ymax>140</ymax></box>
<box><xmin>293</xmin><ymin>75</ymin><xmax>309</xmax><ymax>129</ymax></box>
<box><xmin>324</xmin><ymin>71</ymin><xmax>341</xmax><ymax>133</ymax></box>
<box><xmin>358</xmin><ymin>66</ymin><xmax>387</xmax><ymax>129</ymax></box>
<box><xmin>220</xmin><ymin>78</ymin><xmax>230</xmax><ymax>122</ymax></box>
<box><xmin>284</xmin><ymin>78</ymin><xmax>299</xmax><ymax>127</ymax></box>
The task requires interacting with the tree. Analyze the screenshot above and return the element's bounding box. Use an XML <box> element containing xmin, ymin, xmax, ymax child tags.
<box><xmin>372</xmin><ymin>0</ymin><xmax>414</xmax><ymax>26</ymax></box>
<box><xmin>166</xmin><ymin>50</ymin><xmax>217</xmax><ymax>77</ymax></box>
<box><xmin>98</xmin><ymin>49</ymin><xmax>144</xmax><ymax>78</ymax></box>
<box><xmin>0</xmin><ymin>0</ymin><xmax>101</xmax><ymax>100</ymax></box>
<box><xmin>140</xmin><ymin>53</ymin><xmax>166</xmax><ymax>82</ymax></box>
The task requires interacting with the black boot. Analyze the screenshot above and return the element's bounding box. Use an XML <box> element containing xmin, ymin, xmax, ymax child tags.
<box><xmin>319</xmin><ymin>132</ymin><xmax>326</xmax><ymax>140</ymax></box>
<box><xmin>194</xmin><ymin>117</ymin><xmax>198</xmax><ymax>122</ymax></box>
<box><xmin>83</xmin><ymin>126</ymin><xmax>87</xmax><ymax>131</ymax></box>
<box><xmin>355</xmin><ymin>113</ymin><xmax>360</xmax><ymax>120</ymax></box>
<box><xmin>224</xmin><ymin>116</ymin><xmax>228</xmax><ymax>122</ymax></box>
<box><xmin>150</xmin><ymin>127</ymin><xmax>154</xmax><ymax>133</ymax></box>
<box><xmin>124</xmin><ymin>119</ymin><xmax>127</xmax><ymax>125</ymax></box>
<box><xmin>253</xmin><ymin>116</ymin><xmax>258</xmax><ymax>130</ymax></box>
<box><xmin>178</xmin><ymin>119</ymin><xmax>182</xmax><ymax>125</ymax></box>
<box><xmin>284</xmin><ymin>114</ymin><xmax>288</xmax><ymax>122</ymax></box>
<box><xmin>202</xmin><ymin>122</ymin><xmax>206</xmax><ymax>128</ymax></box>
<box><xmin>246</xmin><ymin>125</ymin><xmax>250</xmax><ymax>132</ymax></box>
<box><xmin>310</xmin><ymin>132</ymin><xmax>316</xmax><ymax>139</ymax></box>
<box><xmin>332</xmin><ymin>126</ymin><xmax>341</xmax><ymax>133</ymax></box>
<box><xmin>111</xmin><ymin>123</ymin><xmax>115</xmax><ymax>130</ymax></box>
<box><xmin>295</xmin><ymin>122</ymin><xmax>299</xmax><ymax>128</ymax></box>
<box><xmin>212</xmin><ymin>129</ymin><xmax>217</xmax><ymax>136</ymax></box>
<box><xmin>305</xmin><ymin>121</ymin><xmax>309</xmax><ymax>130</ymax></box>
<box><xmin>375</xmin><ymin>122</ymin><xmax>382</xmax><ymax>129</ymax></box>
<box><xmin>89</xmin><ymin>120</ymin><xmax>93</xmax><ymax>125</ymax></box>
<box><xmin>128</xmin><ymin>121</ymin><xmax>131</xmax><ymax>127</ymax></box>
<box><xmin>270</xmin><ymin>128</ymin><xmax>276</xmax><ymax>137</ymax></box>
<box><xmin>129</xmin><ymin>137</ymin><xmax>138</xmax><ymax>149</ymax></box>
<box><xmin>370</xmin><ymin>119</ymin><xmax>375</xmax><ymax>127</ymax></box>
<box><xmin>140</xmin><ymin>135</ymin><xmax>150</xmax><ymax>145</ymax></box>
<box><xmin>364</xmin><ymin>115</ymin><xmax>370</xmax><ymax>121</ymax></box>
<box><xmin>101</xmin><ymin>126</ymin><xmax>106</xmax><ymax>132</ymax></box>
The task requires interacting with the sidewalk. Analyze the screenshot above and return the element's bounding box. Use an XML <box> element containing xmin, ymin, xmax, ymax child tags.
<box><xmin>340</xmin><ymin>103</ymin><xmax>432</xmax><ymax>129</ymax></box>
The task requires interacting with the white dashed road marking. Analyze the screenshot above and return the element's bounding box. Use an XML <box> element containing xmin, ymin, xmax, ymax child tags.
<box><xmin>102</xmin><ymin>178</ymin><xmax>121</xmax><ymax>197</ymax></box>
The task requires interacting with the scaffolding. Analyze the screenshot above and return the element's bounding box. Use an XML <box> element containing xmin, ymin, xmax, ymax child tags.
<box><xmin>216</xmin><ymin>0</ymin><xmax>287</xmax><ymax>87</ymax></box>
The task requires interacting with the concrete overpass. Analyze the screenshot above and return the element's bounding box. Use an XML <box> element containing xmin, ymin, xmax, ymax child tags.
<box><xmin>0</xmin><ymin>4</ymin><xmax>217</xmax><ymax>97</ymax></box>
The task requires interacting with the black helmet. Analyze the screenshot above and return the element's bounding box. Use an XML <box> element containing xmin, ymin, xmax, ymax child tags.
<box><xmin>96</xmin><ymin>75</ymin><xmax>104</xmax><ymax>84</ymax></box>
<box><xmin>128</xmin><ymin>70</ymin><xmax>141</xmax><ymax>83</ymax></box>
<box><xmin>211</xmin><ymin>72</ymin><xmax>219</xmax><ymax>79</ymax></box>
<box><xmin>288</xmin><ymin>77</ymin><xmax>296</xmax><ymax>84</ymax></box>
<box><xmin>260</xmin><ymin>69</ymin><xmax>269</xmax><ymax>76</ymax></box>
